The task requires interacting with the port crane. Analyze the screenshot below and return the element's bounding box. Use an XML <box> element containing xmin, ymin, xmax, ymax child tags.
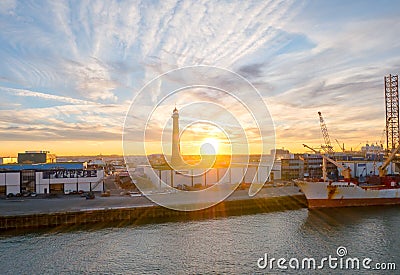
<box><xmin>303</xmin><ymin>144</ymin><xmax>352</xmax><ymax>181</ymax></box>
<box><xmin>378</xmin><ymin>143</ymin><xmax>400</xmax><ymax>177</ymax></box>
<box><xmin>353</xmin><ymin>142</ymin><xmax>362</xmax><ymax>151</ymax></box>
<box><xmin>335</xmin><ymin>139</ymin><xmax>345</xmax><ymax>152</ymax></box>
<box><xmin>318</xmin><ymin>111</ymin><xmax>334</xmax><ymax>154</ymax></box>
<box><xmin>379</xmin><ymin>129</ymin><xmax>386</xmax><ymax>149</ymax></box>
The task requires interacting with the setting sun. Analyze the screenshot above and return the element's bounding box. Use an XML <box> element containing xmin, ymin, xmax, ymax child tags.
<box><xmin>201</xmin><ymin>138</ymin><xmax>219</xmax><ymax>155</ymax></box>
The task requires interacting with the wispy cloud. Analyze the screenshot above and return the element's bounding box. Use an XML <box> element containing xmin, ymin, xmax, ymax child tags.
<box><xmin>0</xmin><ymin>0</ymin><xmax>16</xmax><ymax>15</ymax></box>
<box><xmin>2</xmin><ymin>87</ymin><xmax>96</xmax><ymax>105</ymax></box>
<box><xmin>0</xmin><ymin>0</ymin><xmax>399</xmax><ymax>154</ymax></box>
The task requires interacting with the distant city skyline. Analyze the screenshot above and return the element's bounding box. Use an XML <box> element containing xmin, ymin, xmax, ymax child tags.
<box><xmin>1</xmin><ymin>1</ymin><xmax>400</xmax><ymax>156</ymax></box>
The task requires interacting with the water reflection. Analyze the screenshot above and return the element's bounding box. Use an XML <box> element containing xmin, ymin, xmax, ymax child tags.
<box><xmin>0</xmin><ymin>207</ymin><xmax>399</xmax><ymax>274</ymax></box>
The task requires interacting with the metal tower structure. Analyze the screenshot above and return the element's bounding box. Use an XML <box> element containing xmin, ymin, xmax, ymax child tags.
<box><xmin>385</xmin><ymin>74</ymin><xmax>399</xmax><ymax>151</ymax></box>
<box><xmin>318</xmin><ymin>111</ymin><xmax>334</xmax><ymax>154</ymax></box>
<box><xmin>171</xmin><ymin>107</ymin><xmax>182</xmax><ymax>166</ymax></box>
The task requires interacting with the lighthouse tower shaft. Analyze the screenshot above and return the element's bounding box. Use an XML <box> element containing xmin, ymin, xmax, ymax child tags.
<box><xmin>171</xmin><ymin>108</ymin><xmax>181</xmax><ymax>166</ymax></box>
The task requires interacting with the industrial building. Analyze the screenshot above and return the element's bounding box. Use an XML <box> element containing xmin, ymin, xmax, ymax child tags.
<box><xmin>281</xmin><ymin>154</ymin><xmax>337</xmax><ymax>180</ymax></box>
<box><xmin>142</xmin><ymin>164</ymin><xmax>272</xmax><ymax>189</ymax></box>
<box><xmin>281</xmin><ymin>158</ymin><xmax>304</xmax><ymax>180</ymax></box>
<box><xmin>0</xmin><ymin>162</ymin><xmax>104</xmax><ymax>196</ymax></box>
<box><xmin>0</xmin><ymin>157</ymin><xmax>17</xmax><ymax>165</ymax></box>
<box><xmin>17</xmin><ymin>150</ymin><xmax>56</xmax><ymax>164</ymax></box>
<box><xmin>281</xmin><ymin>151</ymin><xmax>396</xmax><ymax>181</ymax></box>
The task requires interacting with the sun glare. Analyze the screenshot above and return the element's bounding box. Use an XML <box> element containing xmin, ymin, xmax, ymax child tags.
<box><xmin>201</xmin><ymin>138</ymin><xmax>219</xmax><ymax>155</ymax></box>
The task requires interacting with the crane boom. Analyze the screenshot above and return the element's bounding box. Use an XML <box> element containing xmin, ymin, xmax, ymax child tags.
<box><xmin>318</xmin><ymin>112</ymin><xmax>334</xmax><ymax>154</ymax></box>
<box><xmin>378</xmin><ymin>143</ymin><xmax>400</xmax><ymax>177</ymax></box>
<box><xmin>303</xmin><ymin>144</ymin><xmax>351</xmax><ymax>179</ymax></box>
<box><xmin>335</xmin><ymin>139</ymin><xmax>345</xmax><ymax>152</ymax></box>
<box><xmin>379</xmin><ymin>129</ymin><xmax>386</xmax><ymax>148</ymax></box>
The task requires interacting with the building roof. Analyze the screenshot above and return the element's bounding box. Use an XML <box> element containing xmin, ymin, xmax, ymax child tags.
<box><xmin>0</xmin><ymin>162</ymin><xmax>84</xmax><ymax>171</ymax></box>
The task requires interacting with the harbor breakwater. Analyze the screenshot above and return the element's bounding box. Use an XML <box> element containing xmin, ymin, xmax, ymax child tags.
<box><xmin>0</xmin><ymin>194</ymin><xmax>306</xmax><ymax>231</ymax></box>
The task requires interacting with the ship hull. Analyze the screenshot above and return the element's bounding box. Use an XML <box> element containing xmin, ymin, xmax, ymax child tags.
<box><xmin>308</xmin><ymin>198</ymin><xmax>400</xmax><ymax>208</ymax></box>
<box><xmin>296</xmin><ymin>180</ymin><xmax>400</xmax><ymax>208</ymax></box>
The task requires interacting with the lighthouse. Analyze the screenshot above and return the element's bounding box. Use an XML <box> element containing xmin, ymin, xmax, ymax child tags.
<box><xmin>171</xmin><ymin>107</ymin><xmax>181</xmax><ymax>166</ymax></box>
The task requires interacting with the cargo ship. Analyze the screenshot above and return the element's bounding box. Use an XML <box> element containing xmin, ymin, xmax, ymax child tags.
<box><xmin>296</xmin><ymin>180</ymin><xmax>400</xmax><ymax>208</ymax></box>
<box><xmin>296</xmin><ymin>144</ymin><xmax>400</xmax><ymax>208</ymax></box>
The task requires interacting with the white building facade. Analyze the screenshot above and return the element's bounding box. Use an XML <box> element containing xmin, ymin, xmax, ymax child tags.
<box><xmin>141</xmin><ymin>164</ymin><xmax>272</xmax><ymax>189</ymax></box>
<box><xmin>0</xmin><ymin>167</ymin><xmax>104</xmax><ymax>195</ymax></box>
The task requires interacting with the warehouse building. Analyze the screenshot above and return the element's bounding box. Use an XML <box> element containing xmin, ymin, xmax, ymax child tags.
<box><xmin>281</xmin><ymin>153</ymin><xmax>395</xmax><ymax>181</ymax></box>
<box><xmin>0</xmin><ymin>157</ymin><xmax>17</xmax><ymax>164</ymax></box>
<box><xmin>281</xmin><ymin>154</ymin><xmax>337</xmax><ymax>180</ymax></box>
<box><xmin>17</xmin><ymin>150</ymin><xmax>56</xmax><ymax>164</ymax></box>
<box><xmin>0</xmin><ymin>162</ymin><xmax>104</xmax><ymax>196</ymax></box>
<box><xmin>140</xmin><ymin>163</ymin><xmax>273</xmax><ymax>190</ymax></box>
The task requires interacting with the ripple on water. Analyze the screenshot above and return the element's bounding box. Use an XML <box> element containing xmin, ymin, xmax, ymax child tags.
<box><xmin>0</xmin><ymin>206</ymin><xmax>399</xmax><ymax>274</ymax></box>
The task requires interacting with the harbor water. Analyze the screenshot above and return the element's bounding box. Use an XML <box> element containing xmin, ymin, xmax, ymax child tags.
<box><xmin>1</xmin><ymin>206</ymin><xmax>399</xmax><ymax>274</ymax></box>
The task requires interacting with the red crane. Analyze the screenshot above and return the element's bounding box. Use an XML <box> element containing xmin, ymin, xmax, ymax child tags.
<box><xmin>318</xmin><ymin>111</ymin><xmax>334</xmax><ymax>154</ymax></box>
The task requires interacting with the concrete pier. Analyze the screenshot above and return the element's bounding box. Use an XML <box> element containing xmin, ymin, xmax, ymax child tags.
<box><xmin>0</xmin><ymin>187</ymin><xmax>306</xmax><ymax>231</ymax></box>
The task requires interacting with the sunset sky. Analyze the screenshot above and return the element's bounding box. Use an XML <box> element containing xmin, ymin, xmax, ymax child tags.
<box><xmin>1</xmin><ymin>0</ymin><xmax>400</xmax><ymax>156</ymax></box>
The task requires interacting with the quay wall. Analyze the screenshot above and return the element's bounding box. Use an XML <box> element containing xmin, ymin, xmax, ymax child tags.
<box><xmin>0</xmin><ymin>195</ymin><xmax>306</xmax><ymax>231</ymax></box>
